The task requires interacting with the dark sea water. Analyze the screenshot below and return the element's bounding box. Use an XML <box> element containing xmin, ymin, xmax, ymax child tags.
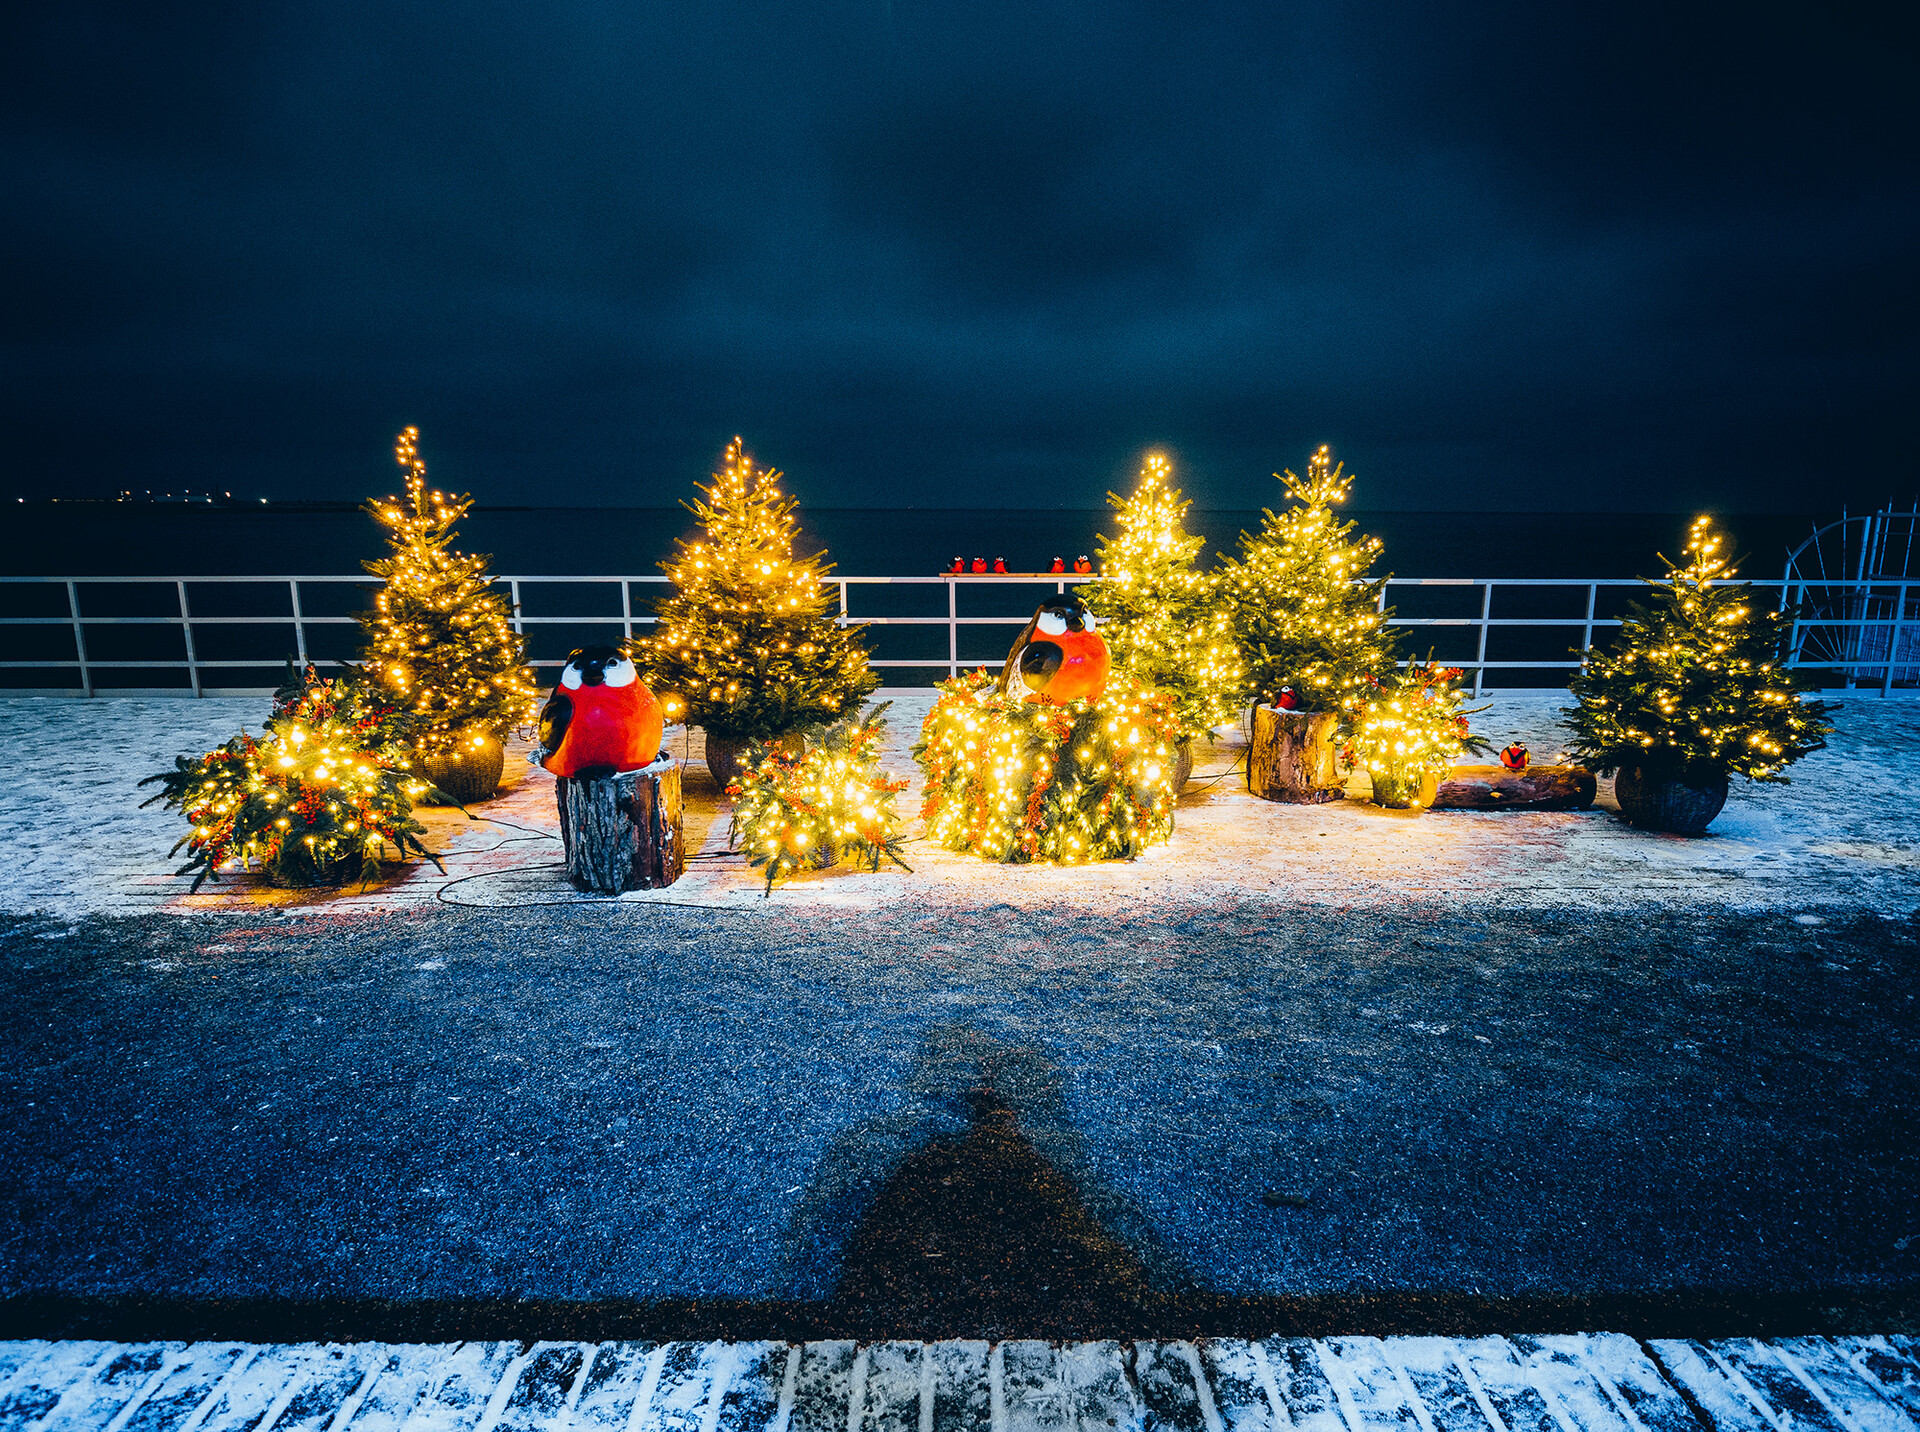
<box><xmin>0</xmin><ymin>504</ymin><xmax>1820</xmax><ymax>580</ymax></box>
<box><xmin>0</xmin><ymin>505</ymin><xmax>1826</xmax><ymax>689</ymax></box>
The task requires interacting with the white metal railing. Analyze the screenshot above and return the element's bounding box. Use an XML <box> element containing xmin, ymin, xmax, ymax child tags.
<box><xmin>0</xmin><ymin>573</ymin><xmax>1913</xmax><ymax>697</ymax></box>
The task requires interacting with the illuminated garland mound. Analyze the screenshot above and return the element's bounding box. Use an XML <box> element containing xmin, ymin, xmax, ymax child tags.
<box><xmin>727</xmin><ymin>705</ymin><xmax>912</xmax><ymax>893</ymax></box>
<box><xmin>1344</xmin><ymin>658</ymin><xmax>1492</xmax><ymax>804</ymax></box>
<box><xmin>140</xmin><ymin>666</ymin><xmax>443</xmax><ymax>890</ymax></box>
<box><xmin>913</xmin><ymin>670</ymin><xmax>1181</xmax><ymax>863</ymax></box>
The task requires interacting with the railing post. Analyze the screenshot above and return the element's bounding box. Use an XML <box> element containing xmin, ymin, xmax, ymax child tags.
<box><xmin>66</xmin><ymin>580</ymin><xmax>92</xmax><ymax>698</ymax></box>
<box><xmin>947</xmin><ymin>576</ymin><xmax>958</xmax><ymax>679</ymax></box>
<box><xmin>509</xmin><ymin>579</ymin><xmax>524</xmax><ymax>635</ymax></box>
<box><xmin>177</xmin><ymin>580</ymin><xmax>202</xmax><ymax>697</ymax></box>
<box><xmin>839</xmin><ymin>579</ymin><xmax>849</xmax><ymax>628</ymax></box>
<box><xmin>1473</xmin><ymin>581</ymin><xmax>1492</xmax><ymax>697</ymax></box>
<box><xmin>1581</xmin><ymin>583</ymin><xmax>1596</xmax><ymax>654</ymax></box>
<box><xmin>289</xmin><ymin>579</ymin><xmax>309</xmax><ymax>665</ymax></box>
<box><xmin>1887</xmin><ymin>583</ymin><xmax>1906</xmax><ymax>698</ymax></box>
<box><xmin>620</xmin><ymin>580</ymin><xmax>633</xmax><ymax>641</ymax></box>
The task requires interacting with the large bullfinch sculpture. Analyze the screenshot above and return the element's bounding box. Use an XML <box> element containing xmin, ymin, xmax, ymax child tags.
<box><xmin>537</xmin><ymin>645</ymin><xmax>665</xmax><ymax>779</ymax></box>
<box><xmin>1000</xmin><ymin>593</ymin><xmax>1110</xmax><ymax>704</ymax></box>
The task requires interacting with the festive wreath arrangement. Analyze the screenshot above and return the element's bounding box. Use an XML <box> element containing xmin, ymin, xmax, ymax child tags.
<box><xmin>913</xmin><ymin>669</ymin><xmax>1182</xmax><ymax>863</ymax></box>
<box><xmin>140</xmin><ymin>665</ymin><xmax>444</xmax><ymax>890</ymax></box>
<box><xmin>727</xmin><ymin>704</ymin><xmax>912</xmax><ymax>892</ymax></box>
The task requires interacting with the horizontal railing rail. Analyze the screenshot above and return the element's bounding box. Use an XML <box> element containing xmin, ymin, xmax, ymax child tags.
<box><xmin>0</xmin><ymin>572</ymin><xmax>1912</xmax><ymax>697</ymax></box>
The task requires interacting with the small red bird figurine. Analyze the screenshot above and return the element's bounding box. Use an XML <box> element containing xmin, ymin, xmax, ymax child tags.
<box><xmin>1073</xmin><ymin>554</ymin><xmax>1093</xmax><ymax>574</ymax></box>
<box><xmin>537</xmin><ymin>646</ymin><xmax>664</xmax><ymax>779</ymax></box>
<box><xmin>992</xmin><ymin>556</ymin><xmax>1008</xmax><ymax>574</ymax></box>
<box><xmin>1050</xmin><ymin>556</ymin><xmax>1065</xmax><ymax>573</ymax></box>
<box><xmin>1275</xmin><ymin>686</ymin><xmax>1300</xmax><ymax>710</ymax></box>
<box><xmin>1500</xmin><ymin>742</ymin><xmax>1530</xmax><ymax>771</ymax></box>
<box><xmin>971</xmin><ymin>556</ymin><xmax>988</xmax><ymax>573</ymax></box>
<box><xmin>948</xmin><ymin>556</ymin><xmax>964</xmax><ymax>574</ymax></box>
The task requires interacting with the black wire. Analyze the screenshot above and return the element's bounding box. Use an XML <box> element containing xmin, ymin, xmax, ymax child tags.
<box><xmin>432</xmin><ymin>863</ymin><xmax>762</xmax><ymax>913</ymax></box>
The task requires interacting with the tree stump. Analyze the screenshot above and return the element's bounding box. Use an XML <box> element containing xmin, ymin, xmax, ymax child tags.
<box><xmin>555</xmin><ymin>757</ymin><xmax>685</xmax><ymax>892</ymax></box>
<box><xmin>1431</xmin><ymin>764</ymin><xmax>1596</xmax><ymax>811</ymax></box>
<box><xmin>1247</xmin><ymin>706</ymin><xmax>1343</xmax><ymax>803</ymax></box>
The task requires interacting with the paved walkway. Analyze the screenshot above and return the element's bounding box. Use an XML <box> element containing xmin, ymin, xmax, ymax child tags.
<box><xmin>4</xmin><ymin>1334</ymin><xmax>1917</xmax><ymax>1432</ymax></box>
<box><xmin>3</xmin><ymin>693</ymin><xmax>1918</xmax><ymax>920</ymax></box>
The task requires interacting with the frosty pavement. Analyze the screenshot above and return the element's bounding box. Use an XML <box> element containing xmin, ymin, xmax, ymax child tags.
<box><xmin>3</xmin><ymin>693</ymin><xmax>1918</xmax><ymax>921</ymax></box>
<box><xmin>4</xmin><ymin>1333</ymin><xmax>1919</xmax><ymax>1432</ymax></box>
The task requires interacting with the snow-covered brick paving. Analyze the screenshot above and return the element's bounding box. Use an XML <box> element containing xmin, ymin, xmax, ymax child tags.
<box><xmin>2</xmin><ymin>1334</ymin><xmax>1916</xmax><ymax>1432</ymax></box>
<box><xmin>3</xmin><ymin>693</ymin><xmax>1917</xmax><ymax>920</ymax></box>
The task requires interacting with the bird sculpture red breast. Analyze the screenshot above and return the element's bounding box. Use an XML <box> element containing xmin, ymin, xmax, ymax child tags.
<box><xmin>537</xmin><ymin>646</ymin><xmax>664</xmax><ymax>779</ymax></box>
<box><xmin>948</xmin><ymin>556</ymin><xmax>964</xmax><ymax>574</ymax></box>
<box><xmin>1500</xmin><ymin>742</ymin><xmax>1530</xmax><ymax>771</ymax></box>
<box><xmin>1073</xmin><ymin>555</ymin><xmax>1093</xmax><ymax>574</ymax></box>
<box><xmin>1001</xmin><ymin>594</ymin><xmax>1109</xmax><ymax>704</ymax></box>
<box><xmin>992</xmin><ymin>557</ymin><xmax>1008</xmax><ymax>574</ymax></box>
<box><xmin>971</xmin><ymin>557</ymin><xmax>988</xmax><ymax>573</ymax></box>
<box><xmin>1275</xmin><ymin>686</ymin><xmax>1300</xmax><ymax>710</ymax></box>
<box><xmin>1050</xmin><ymin>556</ymin><xmax>1065</xmax><ymax>573</ymax></box>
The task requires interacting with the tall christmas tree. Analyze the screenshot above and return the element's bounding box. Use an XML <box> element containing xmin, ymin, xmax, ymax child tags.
<box><xmin>638</xmin><ymin>438</ymin><xmax>878</xmax><ymax>741</ymax></box>
<box><xmin>357</xmin><ymin>427</ymin><xmax>538</xmax><ymax>754</ymax></box>
<box><xmin>1222</xmin><ymin>445</ymin><xmax>1397</xmax><ymax>711</ymax></box>
<box><xmin>1566</xmin><ymin>516</ymin><xmax>1832</xmax><ymax>781</ymax></box>
<box><xmin>1076</xmin><ymin>453</ymin><xmax>1243</xmax><ymax>739</ymax></box>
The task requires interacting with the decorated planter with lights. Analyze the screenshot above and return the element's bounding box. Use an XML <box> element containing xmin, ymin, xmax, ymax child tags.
<box><xmin>266</xmin><ymin>843</ymin><xmax>368</xmax><ymax>889</ymax></box>
<box><xmin>422</xmin><ymin>729</ymin><xmax>506</xmax><ymax>804</ymax></box>
<box><xmin>1170</xmin><ymin>738</ymin><xmax>1195</xmax><ymax>794</ymax></box>
<box><xmin>1612</xmin><ymin>765</ymin><xmax>1729</xmax><ymax>835</ymax></box>
<box><xmin>1366</xmin><ymin>766</ymin><xmax>1439</xmax><ymax>810</ymax></box>
<box><xmin>913</xmin><ymin>669</ymin><xmax>1181</xmax><ymax>863</ymax></box>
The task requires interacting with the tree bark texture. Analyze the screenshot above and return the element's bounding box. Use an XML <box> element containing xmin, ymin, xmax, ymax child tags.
<box><xmin>1431</xmin><ymin>764</ymin><xmax>1597</xmax><ymax>811</ymax></box>
<box><xmin>1247</xmin><ymin>706</ymin><xmax>1343</xmax><ymax>804</ymax></box>
<box><xmin>555</xmin><ymin>757</ymin><xmax>685</xmax><ymax>892</ymax></box>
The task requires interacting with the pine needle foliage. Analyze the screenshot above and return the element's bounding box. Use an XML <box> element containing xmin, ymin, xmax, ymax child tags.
<box><xmin>1222</xmin><ymin>445</ymin><xmax>1397</xmax><ymax>710</ymax></box>
<box><xmin>1565</xmin><ymin>516</ymin><xmax>1833</xmax><ymax>782</ymax></box>
<box><xmin>1346</xmin><ymin>657</ymin><xmax>1494</xmax><ymax>783</ymax></box>
<box><xmin>726</xmin><ymin>703</ymin><xmax>912</xmax><ymax>893</ymax></box>
<box><xmin>639</xmin><ymin>438</ymin><xmax>879</xmax><ymax>741</ymax></box>
<box><xmin>357</xmin><ymin>427</ymin><xmax>538</xmax><ymax>754</ymax></box>
<box><xmin>139</xmin><ymin>664</ymin><xmax>442</xmax><ymax>891</ymax></box>
<box><xmin>1075</xmin><ymin>453</ymin><xmax>1243</xmax><ymax>739</ymax></box>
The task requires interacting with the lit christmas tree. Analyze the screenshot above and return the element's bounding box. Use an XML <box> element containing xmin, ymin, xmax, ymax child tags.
<box><xmin>1076</xmin><ymin>453</ymin><xmax>1243</xmax><ymax>739</ymax></box>
<box><xmin>1346</xmin><ymin>658</ymin><xmax>1492</xmax><ymax>807</ymax></box>
<box><xmin>1223</xmin><ymin>445</ymin><xmax>1397</xmax><ymax>711</ymax></box>
<box><xmin>357</xmin><ymin>428</ymin><xmax>538</xmax><ymax>755</ymax></box>
<box><xmin>1566</xmin><ymin>516</ymin><xmax>1832</xmax><ymax>783</ymax></box>
<box><xmin>638</xmin><ymin>438</ymin><xmax>878</xmax><ymax>741</ymax></box>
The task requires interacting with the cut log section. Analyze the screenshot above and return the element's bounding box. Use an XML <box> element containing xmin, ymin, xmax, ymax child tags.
<box><xmin>1431</xmin><ymin>764</ymin><xmax>1596</xmax><ymax>811</ymax></box>
<box><xmin>1247</xmin><ymin>705</ymin><xmax>1344</xmax><ymax>804</ymax></box>
<box><xmin>554</xmin><ymin>756</ymin><xmax>685</xmax><ymax>892</ymax></box>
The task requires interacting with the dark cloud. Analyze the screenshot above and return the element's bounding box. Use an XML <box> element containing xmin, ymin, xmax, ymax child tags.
<box><xmin>1</xmin><ymin>0</ymin><xmax>1914</xmax><ymax>513</ymax></box>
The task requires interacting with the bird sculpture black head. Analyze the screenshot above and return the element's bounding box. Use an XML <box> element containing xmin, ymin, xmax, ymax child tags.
<box><xmin>999</xmin><ymin>593</ymin><xmax>1110</xmax><ymax>703</ymax></box>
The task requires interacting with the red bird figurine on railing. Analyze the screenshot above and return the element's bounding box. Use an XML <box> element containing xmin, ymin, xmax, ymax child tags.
<box><xmin>1050</xmin><ymin>556</ymin><xmax>1065</xmax><ymax>573</ymax></box>
<box><xmin>992</xmin><ymin>557</ymin><xmax>1008</xmax><ymax>574</ymax></box>
<box><xmin>948</xmin><ymin>556</ymin><xmax>964</xmax><ymax>574</ymax></box>
<box><xmin>971</xmin><ymin>556</ymin><xmax>988</xmax><ymax>573</ymax></box>
<box><xmin>1073</xmin><ymin>555</ymin><xmax>1093</xmax><ymax>574</ymax></box>
<box><xmin>1500</xmin><ymin>742</ymin><xmax>1530</xmax><ymax>771</ymax></box>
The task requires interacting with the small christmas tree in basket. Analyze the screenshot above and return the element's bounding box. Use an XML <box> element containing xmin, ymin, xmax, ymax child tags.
<box><xmin>357</xmin><ymin>427</ymin><xmax>538</xmax><ymax>802</ymax></box>
<box><xmin>727</xmin><ymin>704</ymin><xmax>912</xmax><ymax>893</ymax></box>
<box><xmin>1345</xmin><ymin>658</ymin><xmax>1493</xmax><ymax>809</ymax></box>
<box><xmin>638</xmin><ymin>439</ymin><xmax>879</xmax><ymax>789</ymax></box>
<box><xmin>1075</xmin><ymin>453</ymin><xmax>1243</xmax><ymax>789</ymax></box>
<box><xmin>1222</xmin><ymin>445</ymin><xmax>1398</xmax><ymax>802</ymax></box>
<box><xmin>1566</xmin><ymin>516</ymin><xmax>1833</xmax><ymax>834</ymax></box>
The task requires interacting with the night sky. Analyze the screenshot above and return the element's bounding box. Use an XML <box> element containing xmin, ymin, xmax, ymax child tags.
<box><xmin>4</xmin><ymin>2</ymin><xmax>1915</xmax><ymax>512</ymax></box>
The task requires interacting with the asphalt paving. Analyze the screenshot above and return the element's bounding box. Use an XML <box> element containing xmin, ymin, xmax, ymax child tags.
<box><xmin>1</xmin><ymin>903</ymin><xmax>1914</xmax><ymax>1341</ymax></box>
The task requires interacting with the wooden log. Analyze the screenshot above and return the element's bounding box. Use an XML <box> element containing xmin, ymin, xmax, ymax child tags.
<box><xmin>1431</xmin><ymin>764</ymin><xmax>1596</xmax><ymax>811</ymax></box>
<box><xmin>1247</xmin><ymin>705</ymin><xmax>1343</xmax><ymax>804</ymax></box>
<box><xmin>554</xmin><ymin>756</ymin><xmax>685</xmax><ymax>892</ymax></box>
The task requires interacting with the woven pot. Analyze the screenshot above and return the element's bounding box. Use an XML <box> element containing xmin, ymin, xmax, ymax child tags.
<box><xmin>1169</xmin><ymin>738</ymin><xmax>1194</xmax><ymax>795</ymax></box>
<box><xmin>1613</xmin><ymin>765</ymin><xmax>1729</xmax><ymax>835</ymax></box>
<box><xmin>703</xmin><ymin>730</ymin><xmax>805</xmax><ymax>793</ymax></box>
<box><xmin>266</xmin><ymin>844</ymin><xmax>367</xmax><ymax>890</ymax></box>
<box><xmin>422</xmin><ymin>731</ymin><xmax>506</xmax><ymax>805</ymax></box>
<box><xmin>1369</xmin><ymin>766</ymin><xmax>1440</xmax><ymax>810</ymax></box>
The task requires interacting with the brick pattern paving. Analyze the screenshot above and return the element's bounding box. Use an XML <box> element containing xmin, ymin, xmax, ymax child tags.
<box><xmin>3</xmin><ymin>1334</ymin><xmax>1916</xmax><ymax>1432</ymax></box>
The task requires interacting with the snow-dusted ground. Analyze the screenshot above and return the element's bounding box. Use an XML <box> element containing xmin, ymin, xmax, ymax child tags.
<box><xmin>2</xmin><ymin>691</ymin><xmax>1915</xmax><ymax>921</ymax></box>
